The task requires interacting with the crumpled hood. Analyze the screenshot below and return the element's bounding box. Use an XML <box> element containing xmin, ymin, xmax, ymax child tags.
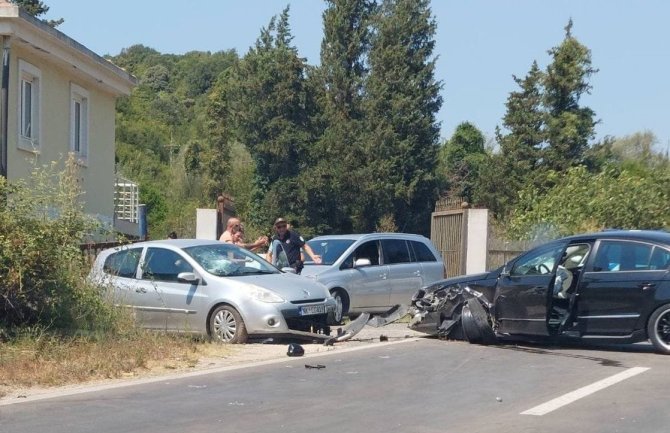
<box><xmin>226</xmin><ymin>272</ymin><xmax>331</xmax><ymax>301</ymax></box>
<box><xmin>422</xmin><ymin>271</ymin><xmax>496</xmax><ymax>293</ymax></box>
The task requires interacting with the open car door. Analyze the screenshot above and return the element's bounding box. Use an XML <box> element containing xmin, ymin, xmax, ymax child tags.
<box><xmin>494</xmin><ymin>242</ymin><xmax>566</xmax><ymax>336</ymax></box>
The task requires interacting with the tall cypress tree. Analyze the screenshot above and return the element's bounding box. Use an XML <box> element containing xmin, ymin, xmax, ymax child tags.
<box><xmin>305</xmin><ymin>0</ymin><xmax>375</xmax><ymax>233</ymax></box>
<box><xmin>543</xmin><ymin>19</ymin><xmax>597</xmax><ymax>173</ymax></box>
<box><xmin>363</xmin><ymin>0</ymin><xmax>442</xmax><ymax>234</ymax></box>
<box><xmin>213</xmin><ymin>7</ymin><xmax>310</xmax><ymax>228</ymax></box>
<box><xmin>485</xmin><ymin>61</ymin><xmax>545</xmax><ymax>216</ymax></box>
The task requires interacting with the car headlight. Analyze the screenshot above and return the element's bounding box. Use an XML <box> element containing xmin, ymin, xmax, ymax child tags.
<box><xmin>249</xmin><ymin>285</ymin><xmax>285</xmax><ymax>303</ymax></box>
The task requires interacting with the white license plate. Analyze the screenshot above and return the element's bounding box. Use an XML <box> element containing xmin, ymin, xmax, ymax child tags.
<box><xmin>299</xmin><ymin>305</ymin><xmax>325</xmax><ymax>316</ymax></box>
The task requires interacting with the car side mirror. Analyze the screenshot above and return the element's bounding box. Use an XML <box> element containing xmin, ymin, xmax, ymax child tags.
<box><xmin>499</xmin><ymin>269</ymin><xmax>510</xmax><ymax>278</ymax></box>
<box><xmin>177</xmin><ymin>272</ymin><xmax>200</xmax><ymax>284</ymax></box>
<box><xmin>354</xmin><ymin>258</ymin><xmax>372</xmax><ymax>268</ymax></box>
<box><xmin>282</xmin><ymin>267</ymin><xmax>297</xmax><ymax>274</ymax></box>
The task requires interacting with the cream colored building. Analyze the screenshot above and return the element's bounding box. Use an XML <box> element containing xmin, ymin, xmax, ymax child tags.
<box><xmin>0</xmin><ymin>1</ymin><xmax>136</xmax><ymax>229</ymax></box>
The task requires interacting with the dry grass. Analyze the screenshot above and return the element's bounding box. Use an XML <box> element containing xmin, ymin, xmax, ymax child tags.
<box><xmin>0</xmin><ymin>331</ymin><xmax>233</xmax><ymax>398</ymax></box>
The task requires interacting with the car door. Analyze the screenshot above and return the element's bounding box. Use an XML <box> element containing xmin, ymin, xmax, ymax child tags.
<box><xmin>342</xmin><ymin>240</ymin><xmax>390</xmax><ymax>309</ymax></box>
<box><xmin>135</xmin><ymin>247</ymin><xmax>202</xmax><ymax>331</ymax></box>
<box><xmin>101</xmin><ymin>246</ymin><xmax>144</xmax><ymax>313</ymax></box>
<box><xmin>410</xmin><ymin>240</ymin><xmax>444</xmax><ymax>285</ymax></box>
<box><xmin>576</xmin><ymin>240</ymin><xmax>670</xmax><ymax>336</ymax></box>
<box><xmin>383</xmin><ymin>239</ymin><xmax>423</xmax><ymax>306</ymax></box>
<box><xmin>494</xmin><ymin>242</ymin><xmax>566</xmax><ymax>335</ymax></box>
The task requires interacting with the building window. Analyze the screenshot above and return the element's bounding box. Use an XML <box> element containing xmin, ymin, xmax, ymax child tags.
<box><xmin>70</xmin><ymin>83</ymin><xmax>89</xmax><ymax>161</ymax></box>
<box><xmin>18</xmin><ymin>59</ymin><xmax>41</xmax><ymax>151</ymax></box>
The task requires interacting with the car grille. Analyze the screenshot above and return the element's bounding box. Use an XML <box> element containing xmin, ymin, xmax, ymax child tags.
<box><xmin>290</xmin><ymin>298</ymin><xmax>326</xmax><ymax>304</ymax></box>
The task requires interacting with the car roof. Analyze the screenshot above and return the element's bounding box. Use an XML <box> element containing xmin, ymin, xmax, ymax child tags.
<box><xmin>308</xmin><ymin>233</ymin><xmax>430</xmax><ymax>242</ymax></box>
<box><xmin>560</xmin><ymin>230</ymin><xmax>670</xmax><ymax>246</ymax></box>
<box><xmin>105</xmin><ymin>239</ymin><xmax>224</xmax><ymax>250</ymax></box>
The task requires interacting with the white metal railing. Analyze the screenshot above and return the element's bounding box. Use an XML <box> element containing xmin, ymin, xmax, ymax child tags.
<box><xmin>114</xmin><ymin>176</ymin><xmax>139</xmax><ymax>223</ymax></box>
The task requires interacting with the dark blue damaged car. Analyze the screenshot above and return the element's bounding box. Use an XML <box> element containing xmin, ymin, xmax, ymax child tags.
<box><xmin>408</xmin><ymin>230</ymin><xmax>670</xmax><ymax>354</ymax></box>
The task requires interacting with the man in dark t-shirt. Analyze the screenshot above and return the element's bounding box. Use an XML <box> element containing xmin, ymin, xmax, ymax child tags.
<box><xmin>269</xmin><ymin>218</ymin><xmax>321</xmax><ymax>274</ymax></box>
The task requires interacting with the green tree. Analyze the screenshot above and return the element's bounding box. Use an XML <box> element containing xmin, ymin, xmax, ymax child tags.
<box><xmin>211</xmin><ymin>7</ymin><xmax>311</xmax><ymax>229</ymax></box>
<box><xmin>11</xmin><ymin>0</ymin><xmax>63</xmax><ymax>26</ymax></box>
<box><xmin>484</xmin><ymin>61</ymin><xmax>544</xmax><ymax>216</ymax></box>
<box><xmin>362</xmin><ymin>0</ymin><xmax>442</xmax><ymax>234</ymax></box>
<box><xmin>542</xmin><ymin>19</ymin><xmax>597</xmax><ymax>173</ymax></box>
<box><xmin>509</xmin><ymin>165</ymin><xmax>670</xmax><ymax>240</ymax></box>
<box><xmin>305</xmin><ymin>0</ymin><xmax>375</xmax><ymax>233</ymax></box>
<box><xmin>441</xmin><ymin>122</ymin><xmax>488</xmax><ymax>203</ymax></box>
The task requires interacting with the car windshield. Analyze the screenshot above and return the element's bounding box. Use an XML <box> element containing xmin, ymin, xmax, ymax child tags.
<box><xmin>305</xmin><ymin>239</ymin><xmax>355</xmax><ymax>265</ymax></box>
<box><xmin>183</xmin><ymin>244</ymin><xmax>279</xmax><ymax>277</ymax></box>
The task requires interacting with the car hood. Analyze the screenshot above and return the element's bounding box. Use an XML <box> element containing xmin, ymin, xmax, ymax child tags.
<box><xmin>423</xmin><ymin>269</ymin><xmax>500</xmax><ymax>293</ymax></box>
<box><xmin>299</xmin><ymin>265</ymin><xmax>330</xmax><ymax>277</ymax></box>
<box><xmin>225</xmin><ymin>272</ymin><xmax>331</xmax><ymax>301</ymax></box>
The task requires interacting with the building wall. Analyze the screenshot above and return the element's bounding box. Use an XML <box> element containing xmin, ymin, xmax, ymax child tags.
<box><xmin>6</xmin><ymin>44</ymin><xmax>117</xmax><ymax>221</ymax></box>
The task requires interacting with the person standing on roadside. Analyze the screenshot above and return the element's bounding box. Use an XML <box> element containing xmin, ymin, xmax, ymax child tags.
<box><xmin>219</xmin><ymin>217</ymin><xmax>241</xmax><ymax>243</ymax></box>
<box><xmin>267</xmin><ymin>218</ymin><xmax>321</xmax><ymax>274</ymax></box>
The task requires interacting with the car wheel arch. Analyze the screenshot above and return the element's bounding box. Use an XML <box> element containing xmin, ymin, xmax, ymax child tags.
<box><xmin>206</xmin><ymin>301</ymin><xmax>246</xmax><ymax>334</ymax></box>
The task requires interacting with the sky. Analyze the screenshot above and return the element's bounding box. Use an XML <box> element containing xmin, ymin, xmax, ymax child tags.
<box><xmin>44</xmin><ymin>0</ymin><xmax>670</xmax><ymax>150</ymax></box>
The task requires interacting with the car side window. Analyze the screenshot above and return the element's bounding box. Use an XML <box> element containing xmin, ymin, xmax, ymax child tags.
<box><xmin>650</xmin><ymin>247</ymin><xmax>670</xmax><ymax>270</ymax></box>
<box><xmin>142</xmin><ymin>248</ymin><xmax>193</xmax><ymax>282</ymax></box>
<box><xmin>342</xmin><ymin>240</ymin><xmax>380</xmax><ymax>269</ymax></box>
<box><xmin>510</xmin><ymin>244</ymin><xmax>564</xmax><ymax>276</ymax></box>
<box><xmin>411</xmin><ymin>241</ymin><xmax>438</xmax><ymax>262</ymax></box>
<box><xmin>103</xmin><ymin>248</ymin><xmax>142</xmax><ymax>278</ymax></box>
<box><xmin>381</xmin><ymin>239</ymin><xmax>411</xmax><ymax>264</ymax></box>
<box><xmin>593</xmin><ymin>241</ymin><xmax>656</xmax><ymax>272</ymax></box>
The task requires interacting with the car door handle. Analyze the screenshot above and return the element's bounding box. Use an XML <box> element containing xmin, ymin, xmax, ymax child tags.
<box><xmin>380</xmin><ymin>273</ymin><xmax>387</xmax><ymax>279</ymax></box>
<box><xmin>135</xmin><ymin>287</ymin><xmax>147</xmax><ymax>294</ymax></box>
<box><xmin>641</xmin><ymin>283</ymin><xmax>656</xmax><ymax>291</ymax></box>
<box><xmin>413</xmin><ymin>271</ymin><xmax>421</xmax><ymax>276</ymax></box>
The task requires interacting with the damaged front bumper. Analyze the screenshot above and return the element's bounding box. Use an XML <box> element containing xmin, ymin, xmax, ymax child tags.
<box><xmin>408</xmin><ymin>284</ymin><xmax>496</xmax><ymax>342</ymax></box>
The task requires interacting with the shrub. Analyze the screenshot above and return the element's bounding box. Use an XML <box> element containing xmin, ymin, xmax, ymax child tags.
<box><xmin>0</xmin><ymin>155</ymin><xmax>117</xmax><ymax>333</ymax></box>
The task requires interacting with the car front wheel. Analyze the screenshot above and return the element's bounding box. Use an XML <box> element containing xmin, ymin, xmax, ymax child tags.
<box><xmin>209</xmin><ymin>305</ymin><xmax>248</xmax><ymax>344</ymax></box>
<box><xmin>647</xmin><ymin>304</ymin><xmax>670</xmax><ymax>354</ymax></box>
<box><xmin>327</xmin><ymin>289</ymin><xmax>347</xmax><ymax>325</ymax></box>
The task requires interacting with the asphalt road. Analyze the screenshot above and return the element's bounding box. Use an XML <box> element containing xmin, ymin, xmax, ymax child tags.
<box><xmin>1</xmin><ymin>338</ymin><xmax>668</xmax><ymax>433</ymax></box>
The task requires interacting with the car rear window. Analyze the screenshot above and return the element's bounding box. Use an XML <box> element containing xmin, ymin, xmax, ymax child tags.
<box><xmin>411</xmin><ymin>241</ymin><xmax>438</xmax><ymax>262</ymax></box>
<box><xmin>382</xmin><ymin>239</ymin><xmax>411</xmax><ymax>264</ymax></box>
<box><xmin>103</xmin><ymin>248</ymin><xmax>141</xmax><ymax>278</ymax></box>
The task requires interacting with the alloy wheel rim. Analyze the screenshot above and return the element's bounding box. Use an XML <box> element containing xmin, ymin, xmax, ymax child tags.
<box><xmin>334</xmin><ymin>294</ymin><xmax>343</xmax><ymax>322</ymax></box>
<box><xmin>214</xmin><ymin>309</ymin><xmax>237</xmax><ymax>342</ymax></box>
<box><xmin>654</xmin><ymin>309</ymin><xmax>670</xmax><ymax>350</ymax></box>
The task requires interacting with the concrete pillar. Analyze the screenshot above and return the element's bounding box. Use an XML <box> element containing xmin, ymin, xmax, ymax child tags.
<box><xmin>196</xmin><ymin>208</ymin><xmax>218</xmax><ymax>240</ymax></box>
<box><xmin>465</xmin><ymin>208</ymin><xmax>489</xmax><ymax>274</ymax></box>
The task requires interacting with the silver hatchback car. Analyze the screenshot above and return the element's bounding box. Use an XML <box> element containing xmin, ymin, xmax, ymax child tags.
<box><xmin>89</xmin><ymin>240</ymin><xmax>336</xmax><ymax>343</ymax></box>
<box><xmin>301</xmin><ymin>233</ymin><xmax>445</xmax><ymax>323</ymax></box>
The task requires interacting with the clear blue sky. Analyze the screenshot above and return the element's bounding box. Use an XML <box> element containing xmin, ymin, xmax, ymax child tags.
<box><xmin>46</xmin><ymin>0</ymin><xmax>669</xmax><ymax>150</ymax></box>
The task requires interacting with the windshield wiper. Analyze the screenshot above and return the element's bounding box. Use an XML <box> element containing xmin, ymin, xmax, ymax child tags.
<box><xmin>240</xmin><ymin>269</ymin><xmax>278</xmax><ymax>275</ymax></box>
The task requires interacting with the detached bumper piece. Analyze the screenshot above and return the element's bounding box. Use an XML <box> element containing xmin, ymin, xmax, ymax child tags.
<box><xmin>409</xmin><ymin>285</ymin><xmax>497</xmax><ymax>345</ymax></box>
<box><xmin>324</xmin><ymin>312</ymin><xmax>371</xmax><ymax>345</ymax></box>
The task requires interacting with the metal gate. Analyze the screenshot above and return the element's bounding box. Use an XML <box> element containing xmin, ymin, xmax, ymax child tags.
<box><xmin>431</xmin><ymin>198</ymin><xmax>467</xmax><ymax>278</ymax></box>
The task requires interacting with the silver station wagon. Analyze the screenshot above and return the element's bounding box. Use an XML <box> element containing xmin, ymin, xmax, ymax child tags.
<box><xmin>301</xmin><ymin>233</ymin><xmax>445</xmax><ymax>323</ymax></box>
<box><xmin>89</xmin><ymin>240</ymin><xmax>336</xmax><ymax>343</ymax></box>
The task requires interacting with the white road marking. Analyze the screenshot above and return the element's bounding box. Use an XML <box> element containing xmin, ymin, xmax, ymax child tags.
<box><xmin>521</xmin><ymin>366</ymin><xmax>650</xmax><ymax>416</ymax></box>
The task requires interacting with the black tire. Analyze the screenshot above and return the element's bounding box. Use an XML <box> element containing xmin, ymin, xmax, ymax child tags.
<box><xmin>209</xmin><ymin>305</ymin><xmax>248</xmax><ymax>344</ymax></box>
<box><xmin>461</xmin><ymin>298</ymin><xmax>497</xmax><ymax>345</ymax></box>
<box><xmin>461</xmin><ymin>304</ymin><xmax>481</xmax><ymax>343</ymax></box>
<box><xmin>647</xmin><ymin>303</ymin><xmax>670</xmax><ymax>355</ymax></box>
<box><xmin>327</xmin><ymin>289</ymin><xmax>348</xmax><ymax>325</ymax></box>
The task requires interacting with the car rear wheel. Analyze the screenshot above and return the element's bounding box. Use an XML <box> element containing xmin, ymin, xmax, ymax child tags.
<box><xmin>461</xmin><ymin>298</ymin><xmax>497</xmax><ymax>345</ymax></box>
<box><xmin>647</xmin><ymin>304</ymin><xmax>670</xmax><ymax>354</ymax></box>
<box><xmin>209</xmin><ymin>305</ymin><xmax>248</xmax><ymax>344</ymax></box>
<box><xmin>327</xmin><ymin>289</ymin><xmax>347</xmax><ymax>325</ymax></box>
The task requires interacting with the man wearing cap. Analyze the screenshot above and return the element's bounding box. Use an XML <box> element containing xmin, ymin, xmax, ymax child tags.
<box><xmin>268</xmin><ymin>218</ymin><xmax>321</xmax><ymax>274</ymax></box>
